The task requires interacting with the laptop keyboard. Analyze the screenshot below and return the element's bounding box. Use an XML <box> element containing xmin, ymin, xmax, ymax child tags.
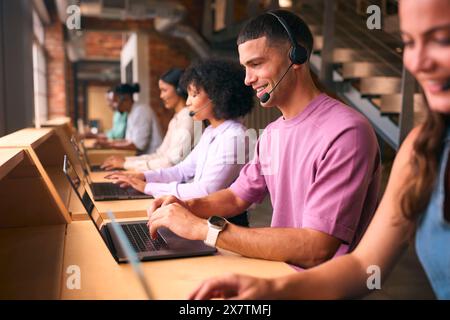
<box><xmin>121</xmin><ymin>223</ymin><xmax>168</xmax><ymax>252</ymax></box>
<box><xmin>90</xmin><ymin>165</ymin><xmax>125</xmax><ymax>172</ymax></box>
<box><xmin>90</xmin><ymin>165</ymin><xmax>104</xmax><ymax>172</ymax></box>
<box><xmin>92</xmin><ymin>182</ymin><xmax>144</xmax><ymax>197</ymax></box>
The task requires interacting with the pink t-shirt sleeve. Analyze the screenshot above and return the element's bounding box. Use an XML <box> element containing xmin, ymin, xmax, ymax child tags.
<box><xmin>302</xmin><ymin>121</ymin><xmax>379</xmax><ymax>244</ymax></box>
<box><xmin>230</xmin><ymin>140</ymin><xmax>268</xmax><ymax>204</ymax></box>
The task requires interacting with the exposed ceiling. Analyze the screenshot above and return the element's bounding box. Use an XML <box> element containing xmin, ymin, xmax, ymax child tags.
<box><xmin>54</xmin><ymin>0</ymin><xmax>210</xmax><ymax>63</ymax></box>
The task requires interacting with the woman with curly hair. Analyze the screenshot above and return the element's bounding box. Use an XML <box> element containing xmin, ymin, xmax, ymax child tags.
<box><xmin>189</xmin><ymin>0</ymin><xmax>450</xmax><ymax>300</ymax></box>
<box><xmin>108</xmin><ymin>58</ymin><xmax>254</xmax><ymax>225</ymax></box>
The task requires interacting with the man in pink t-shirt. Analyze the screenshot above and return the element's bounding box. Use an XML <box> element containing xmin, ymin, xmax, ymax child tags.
<box><xmin>146</xmin><ymin>10</ymin><xmax>380</xmax><ymax>269</ymax></box>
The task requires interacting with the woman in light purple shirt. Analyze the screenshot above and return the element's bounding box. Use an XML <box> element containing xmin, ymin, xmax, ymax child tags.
<box><xmin>108</xmin><ymin>59</ymin><xmax>254</xmax><ymax>225</ymax></box>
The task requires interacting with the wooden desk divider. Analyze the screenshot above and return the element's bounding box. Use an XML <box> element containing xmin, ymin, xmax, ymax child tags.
<box><xmin>41</xmin><ymin>117</ymin><xmax>135</xmax><ymax>164</ymax></box>
<box><xmin>0</xmin><ymin>128</ymin><xmax>85</xmax><ymax>219</ymax></box>
<box><xmin>41</xmin><ymin>117</ymin><xmax>74</xmax><ymax>141</ymax></box>
<box><xmin>42</xmin><ymin>116</ymin><xmax>72</xmax><ymax>128</ymax></box>
<box><xmin>0</xmin><ymin>148</ymin><xmax>69</xmax><ymax>299</ymax></box>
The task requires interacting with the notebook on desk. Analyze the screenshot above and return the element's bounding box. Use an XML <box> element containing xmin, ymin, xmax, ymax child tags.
<box><xmin>63</xmin><ymin>154</ymin><xmax>151</xmax><ymax>201</ymax></box>
<box><xmin>63</xmin><ymin>156</ymin><xmax>216</xmax><ymax>263</ymax></box>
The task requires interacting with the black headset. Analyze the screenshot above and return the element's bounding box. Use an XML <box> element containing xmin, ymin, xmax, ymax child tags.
<box><xmin>267</xmin><ymin>11</ymin><xmax>308</xmax><ymax>65</ymax></box>
<box><xmin>176</xmin><ymin>84</ymin><xmax>188</xmax><ymax>99</ymax></box>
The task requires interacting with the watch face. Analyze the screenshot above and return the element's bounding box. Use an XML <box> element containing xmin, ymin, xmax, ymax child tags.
<box><xmin>209</xmin><ymin>216</ymin><xmax>227</xmax><ymax>229</ymax></box>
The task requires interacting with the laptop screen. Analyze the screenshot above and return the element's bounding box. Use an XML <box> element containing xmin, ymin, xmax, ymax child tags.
<box><xmin>69</xmin><ymin>137</ymin><xmax>93</xmax><ymax>184</ymax></box>
<box><xmin>63</xmin><ymin>155</ymin><xmax>103</xmax><ymax>230</ymax></box>
<box><xmin>79</xmin><ymin>139</ymin><xmax>94</xmax><ymax>167</ymax></box>
<box><xmin>70</xmin><ymin>136</ymin><xmax>88</xmax><ymax>172</ymax></box>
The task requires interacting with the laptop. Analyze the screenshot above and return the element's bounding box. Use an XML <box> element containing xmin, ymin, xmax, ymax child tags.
<box><xmin>70</xmin><ymin>136</ymin><xmax>124</xmax><ymax>173</ymax></box>
<box><xmin>106</xmin><ymin>210</ymin><xmax>153</xmax><ymax>299</ymax></box>
<box><xmin>63</xmin><ymin>155</ymin><xmax>217</xmax><ymax>263</ymax></box>
<box><xmin>63</xmin><ymin>154</ymin><xmax>152</xmax><ymax>201</ymax></box>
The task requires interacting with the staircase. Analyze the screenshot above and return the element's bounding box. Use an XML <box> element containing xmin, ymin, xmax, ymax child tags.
<box><xmin>296</xmin><ymin>0</ymin><xmax>422</xmax><ymax>149</ymax></box>
<box><xmin>204</xmin><ymin>0</ymin><xmax>420</xmax><ymax>149</ymax></box>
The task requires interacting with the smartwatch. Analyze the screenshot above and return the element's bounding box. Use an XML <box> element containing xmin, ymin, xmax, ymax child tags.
<box><xmin>204</xmin><ymin>216</ymin><xmax>228</xmax><ymax>247</ymax></box>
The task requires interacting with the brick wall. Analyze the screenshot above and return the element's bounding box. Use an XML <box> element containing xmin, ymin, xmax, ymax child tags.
<box><xmin>44</xmin><ymin>2</ymin><xmax>204</xmax><ymax>132</ymax></box>
<box><xmin>145</xmin><ymin>0</ymin><xmax>204</xmax><ymax>133</ymax></box>
<box><xmin>84</xmin><ymin>31</ymin><xmax>123</xmax><ymax>59</ymax></box>
<box><xmin>148</xmin><ymin>33</ymin><xmax>194</xmax><ymax>134</ymax></box>
<box><xmin>44</xmin><ymin>13</ymin><xmax>66</xmax><ymax>119</ymax></box>
<box><xmin>65</xmin><ymin>54</ymin><xmax>74</xmax><ymax>122</ymax></box>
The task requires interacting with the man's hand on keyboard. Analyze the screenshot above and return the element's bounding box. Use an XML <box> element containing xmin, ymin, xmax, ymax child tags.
<box><xmin>147</xmin><ymin>195</ymin><xmax>189</xmax><ymax>218</ymax></box>
<box><xmin>147</xmin><ymin>203</ymin><xmax>207</xmax><ymax>241</ymax></box>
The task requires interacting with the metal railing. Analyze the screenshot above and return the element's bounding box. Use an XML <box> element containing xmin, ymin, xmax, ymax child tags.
<box><xmin>304</xmin><ymin>0</ymin><xmax>415</xmax><ymax>149</ymax></box>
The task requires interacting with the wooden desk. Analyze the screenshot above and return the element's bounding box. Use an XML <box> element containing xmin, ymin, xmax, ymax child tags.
<box><xmin>87</xmin><ymin>149</ymin><xmax>136</xmax><ymax>165</ymax></box>
<box><xmin>42</xmin><ymin>116</ymin><xmax>72</xmax><ymax>127</ymax></box>
<box><xmin>68</xmin><ymin>168</ymin><xmax>151</xmax><ymax>221</ymax></box>
<box><xmin>0</xmin><ymin>148</ymin><xmax>70</xmax><ymax>227</ymax></box>
<box><xmin>0</xmin><ymin>148</ymin><xmax>69</xmax><ymax>299</ymax></box>
<box><xmin>69</xmin><ymin>185</ymin><xmax>151</xmax><ymax>221</ymax></box>
<box><xmin>0</xmin><ymin>128</ymin><xmax>82</xmax><ymax>223</ymax></box>
<box><xmin>61</xmin><ymin>221</ymin><xmax>296</xmax><ymax>300</ymax></box>
<box><xmin>89</xmin><ymin>171</ymin><xmax>112</xmax><ymax>182</ymax></box>
<box><xmin>0</xmin><ymin>129</ymin><xmax>147</xmax><ymax>221</ymax></box>
<box><xmin>83</xmin><ymin>138</ymin><xmax>136</xmax><ymax>165</ymax></box>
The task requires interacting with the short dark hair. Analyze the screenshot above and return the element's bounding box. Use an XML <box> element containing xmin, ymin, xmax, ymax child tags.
<box><xmin>114</xmin><ymin>83</ymin><xmax>140</xmax><ymax>97</ymax></box>
<box><xmin>180</xmin><ymin>58</ymin><xmax>254</xmax><ymax>120</ymax></box>
<box><xmin>237</xmin><ymin>10</ymin><xmax>313</xmax><ymax>60</ymax></box>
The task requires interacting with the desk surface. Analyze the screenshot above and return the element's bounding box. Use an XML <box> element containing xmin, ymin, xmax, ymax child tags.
<box><xmin>0</xmin><ymin>148</ymin><xmax>24</xmax><ymax>167</ymax></box>
<box><xmin>0</xmin><ymin>128</ymin><xmax>52</xmax><ymax>149</ymax></box>
<box><xmin>87</xmin><ymin>150</ymin><xmax>136</xmax><ymax>164</ymax></box>
<box><xmin>69</xmin><ymin>182</ymin><xmax>151</xmax><ymax>221</ymax></box>
<box><xmin>42</xmin><ymin>117</ymin><xmax>71</xmax><ymax>127</ymax></box>
<box><xmin>68</xmin><ymin>154</ymin><xmax>149</xmax><ymax>220</ymax></box>
<box><xmin>83</xmin><ymin>139</ymin><xmax>136</xmax><ymax>164</ymax></box>
<box><xmin>61</xmin><ymin>221</ymin><xmax>296</xmax><ymax>300</ymax></box>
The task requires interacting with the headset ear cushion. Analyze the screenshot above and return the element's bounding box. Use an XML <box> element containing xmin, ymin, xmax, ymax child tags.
<box><xmin>290</xmin><ymin>45</ymin><xmax>308</xmax><ymax>65</ymax></box>
<box><xmin>176</xmin><ymin>85</ymin><xmax>188</xmax><ymax>99</ymax></box>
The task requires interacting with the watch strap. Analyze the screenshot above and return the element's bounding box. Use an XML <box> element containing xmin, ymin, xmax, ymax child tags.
<box><xmin>204</xmin><ymin>227</ymin><xmax>221</xmax><ymax>247</ymax></box>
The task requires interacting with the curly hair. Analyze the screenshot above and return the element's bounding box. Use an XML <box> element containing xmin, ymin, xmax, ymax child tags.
<box><xmin>180</xmin><ymin>58</ymin><xmax>254</xmax><ymax>120</ymax></box>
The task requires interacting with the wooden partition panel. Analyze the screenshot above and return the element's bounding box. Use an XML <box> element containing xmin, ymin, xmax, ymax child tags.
<box><xmin>0</xmin><ymin>148</ymin><xmax>68</xmax><ymax>299</ymax></box>
<box><xmin>0</xmin><ymin>148</ymin><xmax>69</xmax><ymax>227</ymax></box>
<box><xmin>0</xmin><ymin>128</ymin><xmax>148</xmax><ymax>222</ymax></box>
<box><xmin>0</xmin><ymin>224</ymin><xmax>66</xmax><ymax>299</ymax></box>
<box><xmin>0</xmin><ymin>128</ymin><xmax>82</xmax><ymax>220</ymax></box>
